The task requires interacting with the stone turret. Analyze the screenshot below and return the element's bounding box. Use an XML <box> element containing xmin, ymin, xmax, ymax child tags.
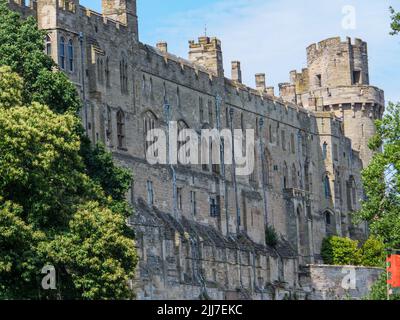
<box><xmin>188</xmin><ymin>36</ymin><xmax>224</xmax><ymax>77</ymax></box>
<box><xmin>102</xmin><ymin>0</ymin><xmax>138</xmax><ymax>37</ymax></box>
<box><xmin>296</xmin><ymin>37</ymin><xmax>385</xmax><ymax>167</ymax></box>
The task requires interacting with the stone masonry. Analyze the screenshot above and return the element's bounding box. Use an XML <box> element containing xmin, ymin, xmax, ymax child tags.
<box><xmin>8</xmin><ymin>0</ymin><xmax>385</xmax><ymax>300</ymax></box>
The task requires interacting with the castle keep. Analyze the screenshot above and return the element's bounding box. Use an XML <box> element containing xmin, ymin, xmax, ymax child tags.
<box><xmin>9</xmin><ymin>0</ymin><xmax>385</xmax><ymax>300</ymax></box>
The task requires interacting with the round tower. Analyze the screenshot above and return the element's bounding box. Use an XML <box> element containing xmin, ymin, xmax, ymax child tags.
<box><xmin>299</xmin><ymin>37</ymin><xmax>385</xmax><ymax>167</ymax></box>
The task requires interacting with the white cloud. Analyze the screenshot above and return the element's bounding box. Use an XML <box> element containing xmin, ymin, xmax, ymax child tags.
<box><xmin>146</xmin><ymin>0</ymin><xmax>400</xmax><ymax>103</ymax></box>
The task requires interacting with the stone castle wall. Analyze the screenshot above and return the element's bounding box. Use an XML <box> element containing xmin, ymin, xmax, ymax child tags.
<box><xmin>8</xmin><ymin>0</ymin><xmax>385</xmax><ymax>300</ymax></box>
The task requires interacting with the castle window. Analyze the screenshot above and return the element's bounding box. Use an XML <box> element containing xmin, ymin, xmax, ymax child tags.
<box><xmin>347</xmin><ymin>176</ymin><xmax>357</xmax><ymax>210</ymax></box>
<box><xmin>263</xmin><ymin>149</ymin><xmax>272</xmax><ymax>187</ymax></box>
<box><xmin>105</xmin><ymin>57</ymin><xmax>110</xmax><ymax>88</ymax></box>
<box><xmin>333</xmin><ymin>143</ymin><xmax>339</xmax><ymax>161</ymax></box>
<box><xmin>68</xmin><ymin>39</ymin><xmax>74</xmax><ymax>72</ymax></box>
<box><xmin>177</xmin><ymin>187</ymin><xmax>183</xmax><ymax>211</ymax></box>
<box><xmin>97</xmin><ymin>58</ymin><xmax>103</xmax><ymax>84</ymax></box>
<box><xmin>209</xmin><ymin>197</ymin><xmax>220</xmax><ymax>217</ymax></box>
<box><xmin>291</xmin><ymin>132</ymin><xmax>295</xmax><ymax>154</ymax></box>
<box><xmin>59</xmin><ymin>36</ymin><xmax>65</xmax><ymax>70</ymax></box>
<box><xmin>240</xmin><ymin>113</ymin><xmax>244</xmax><ymax>131</ymax></box>
<box><xmin>45</xmin><ymin>35</ymin><xmax>52</xmax><ymax>56</ymax></box>
<box><xmin>199</xmin><ymin>97</ymin><xmax>204</xmax><ymax>123</ymax></box>
<box><xmin>281</xmin><ymin>130</ymin><xmax>286</xmax><ymax>151</ymax></box>
<box><xmin>106</xmin><ymin>105</ymin><xmax>113</xmax><ymax>145</ymax></box>
<box><xmin>146</xmin><ymin>180</ymin><xmax>154</xmax><ymax>206</ymax></box>
<box><xmin>325</xmin><ymin>212</ymin><xmax>331</xmax><ymax>225</ymax></box>
<box><xmin>120</xmin><ymin>57</ymin><xmax>128</xmax><ymax>94</ymax></box>
<box><xmin>143</xmin><ymin>111</ymin><xmax>157</xmax><ymax>157</ymax></box>
<box><xmin>116</xmin><ymin>110</ymin><xmax>126</xmax><ymax>149</ymax></box>
<box><xmin>324</xmin><ymin>175</ymin><xmax>331</xmax><ymax>199</ymax></box>
<box><xmin>249</xmin><ymin>147</ymin><xmax>257</xmax><ymax>184</ymax></box>
<box><xmin>176</xmin><ymin>87</ymin><xmax>181</xmax><ymax>107</ymax></box>
<box><xmin>269</xmin><ymin>125</ymin><xmax>273</xmax><ymax>143</ymax></box>
<box><xmin>353</xmin><ymin>71</ymin><xmax>361</xmax><ymax>85</ymax></box>
<box><xmin>316</xmin><ymin>74</ymin><xmax>322</xmax><ymax>87</ymax></box>
<box><xmin>283</xmin><ymin>162</ymin><xmax>289</xmax><ymax>189</ymax></box>
<box><xmin>292</xmin><ymin>164</ymin><xmax>297</xmax><ymax>188</ymax></box>
<box><xmin>190</xmin><ymin>191</ymin><xmax>197</xmax><ymax>216</ymax></box>
<box><xmin>322</xmin><ymin>142</ymin><xmax>328</xmax><ymax>160</ymax></box>
<box><xmin>208</xmin><ymin>100</ymin><xmax>214</xmax><ymax>126</ymax></box>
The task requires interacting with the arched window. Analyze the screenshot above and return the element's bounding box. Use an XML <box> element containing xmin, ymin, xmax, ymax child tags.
<box><xmin>325</xmin><ymin>211</ymin><xmax>331</xmax><ymax>225</ymax></box>
<box><xmin>199</xmin><ymin>97</ymin><xmax>204</xmax><ymax>123</ymax></box>
<box><xmin>208</xmin><ymin>100</ymin><xmax>213</xmax><ymax>126</ymax></box>
<box><xmin>68</xmin><ymin>39</ymin><xmax>74</xmax><ymax>72</ymax></box>
<box><xmin>117</xmin><ymin>110</ymin><xmax>126</xmax><ymax>149</ymax></box>
<box><xmin>263</xmin><ymin>149</ymin><xmax>272</xmax><ymax>187</ymax></box>
<box><xmin>59</xmin><ymin>36</ymin><xmax>65</xmax><ymax>69</ymax></box>
<box><xmin>97</xmin><ymin>58</ymin><xmax>103</xmax><ymax>83</ymax></box>
<box><xmin>322</xmin><ymin>142</ymin><xmax>328</xmax><ymax>160</ymax></box>
<box><xmin>106</xmin><ymin>105</ymin><xmax>113</xmax><ymax>144</ymax></box>
<box><xmin>120</xmin><ymin>56</ymin><xmax>128</xmax><ymax>94</ymax></box>
<box><xmin>269</xmin><ymin>124</ymin><xmax>273</xmax><ymax>143</ymax></box>
<box><xmin>249</xmin><ymin>147</ymin><xmax>257</xmax><ymax>184</ymax></box>
<box><xmin>176</xmin><ymin>87</ymin><xmax>181</xmax><ymax>107</ymax></box>
<box><xmin>105</xmin><ymin>57</ymin><xmax>110</xmax><ymax>87</ymax></box>
<box><xmin>45</xmin><ymin>35</ymin><xmax>52</xmax><ymax>56</ymax></box>
<box><xmin>347</xmin><ymin>176</ymin><xmax>357</xmax><ymax>210</ymax></box>
<box><xmin>324</xmin><ymin>175</ymin><xmax>331</xmax><ymax>199</ymax></box>
<box><xmin>143</xmin><ymin>111</ymin><xmax>157</xmax><ymax>157</ymax></box>
<box><xmin>292</xmin><ymin>164</ymin><xmax>297</xmax><ymax>188</ymax></box>
<box><xmin>283</xmin><ymin>162</ymin><xmax>289</xmax><ymax>189</ymax></box>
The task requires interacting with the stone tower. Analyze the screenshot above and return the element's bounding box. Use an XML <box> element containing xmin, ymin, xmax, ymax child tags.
<box><xmin>188</xmin><ymin>36</ymin><xmax>224</xmax><ymax>77</ymax></box>
<box><xmin>290</xmin><ymin>37</ymin><xmax>385</xmax><ymax>167</ymax></box>
<box><xmin>102</xmin><ymin>0</ymin><xmax>138</xmax><ymax>37</ymax></box>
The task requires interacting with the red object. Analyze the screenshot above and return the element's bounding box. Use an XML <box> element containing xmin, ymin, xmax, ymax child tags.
<box><xmin>387</xmin><ymin>255</ymin><xmax>400</xmax><ymax>288</ymax></box>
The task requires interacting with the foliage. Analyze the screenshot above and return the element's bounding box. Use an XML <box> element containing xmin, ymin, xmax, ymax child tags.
<box><xmin>390</xmin><ymin>7</ymin><xmax>400</xmax><ymax>35</ymax></box>
<box><xmin>265</xmin><ymin>225</ymin><xmax>278</xmax><ymax>247</ymax></box>
<box><xmin>0</xmin><ymin>66</ymin><xmax>23</xmax><ymax>108</ymax></box>
<box><xmin>354</xmin><ymin>103</ymin><xmax>400</xmax><ymax>249</ymax></box>
<box><xmin>321</xmin><ymin>236</ymin><xmax>362</xmax><ymax>266</ymax></box>
<box><xmin>366</xmin><ymin>273</ymin><xmax>400</xmax><ymax>300</ymax></box>
<box><xmin>0</xmin><ymin>0</ymin><xmax>137</xmax><ymax>299</ymax></box>
<box><xmin>360</xmin><ymin>237</ymin><xmax>386</xmax><ymax>267</ymax></box>
<box><xmin>0</xmin><ymin>0</ymin><xmax>80</xmax><ymax>114</ymax></box>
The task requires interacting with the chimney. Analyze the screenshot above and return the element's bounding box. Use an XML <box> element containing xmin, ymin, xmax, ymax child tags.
<box><xmin>266</xmin><ymin>87</ymin><xmax>275</xmax><ymax>96</ymax></box>
<box><xmin>231</xmin><ymin>61</ymin><xmax>242</xmax><ymax>83</ymax></box>
<box><xmin>255</xmin><ymin>73</ymin><xmax>266</xmax><ymax>91</ymax></box>
<box><xmin>157</xmin><ymin>41</ymin><xmax>168</xmax><ymax>53</ymax></box>
<box><xmin>290</xmin><ymin>70</ymin><xmax>297</xmax><ymax>84</ymax></box>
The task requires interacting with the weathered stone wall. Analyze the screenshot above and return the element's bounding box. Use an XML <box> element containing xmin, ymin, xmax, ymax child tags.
<box><xmin>8</xmin><ymin>0</ymin><xmax>385</xmax><ymax>300</ymax></box>
<box><xmin>300</xmin><ymin>265</ymin><xmax>384</xmax><ymax>300</ymax></box>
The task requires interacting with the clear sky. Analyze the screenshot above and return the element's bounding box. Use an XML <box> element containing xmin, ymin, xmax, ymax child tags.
<box><xmin>80</xmin><ymin>0</ymin><xmax>400</xmax><ymax>103</ymax></box>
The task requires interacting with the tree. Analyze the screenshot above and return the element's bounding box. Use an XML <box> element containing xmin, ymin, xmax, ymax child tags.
<box><xmin>354</xmin><ymin>102</ymin><xmax>400</xmax><ymax>249</ymax></box>
<box><xmin>0</xmin><ymin>1</ymin><xmax>80</xmax><ymax>114</ymax></box>
<box><xmin>390</xmin><ymin>7</ymin><xmax>400</xmax><ymax>35</ymax></box>
<box><xmin>0</xmin><ymin>1</ymin><xmax>137</xmax><ymax>299</ymax></box>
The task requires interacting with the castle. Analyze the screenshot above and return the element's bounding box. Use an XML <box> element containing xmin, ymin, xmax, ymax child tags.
<box><xmin>8</xmin><ymin>0</ymin><xmax>385</xmax><ymax>300</ymax></box>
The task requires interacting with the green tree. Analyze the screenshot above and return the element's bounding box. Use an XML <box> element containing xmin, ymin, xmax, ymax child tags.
<box><xmin>0</xmin><ymin>1</ymin><xmax>80</xmax><ymax>114</ymax></box>
<box><xmin>0</xmin><ymin>0</ymin><xmax>137</xmax><ymax>299</ymax></box>
<box><xmin>390</xmin><ymin>7</ymin><xmax>400</xmax><ymax>35</ymax></box>
<box><xmin>354</xmin><ymin>102</ymin><xmax>400</xmax><ymax>249</ymax></box>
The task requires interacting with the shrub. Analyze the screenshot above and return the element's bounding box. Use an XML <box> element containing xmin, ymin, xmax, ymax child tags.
<box><xmin>360</xmin><ymin>236</ymin><xmax>386</xmax><ymax>267</ymax></box>
<box><xmin>321</xmin><ymin>236</ymin><xmax>362</xmax><ymax>265</ymax></box>
<box><xmin>265</xmin><ymin>225</ymin><xmax>278</xmax><ymax>247</ymax></box>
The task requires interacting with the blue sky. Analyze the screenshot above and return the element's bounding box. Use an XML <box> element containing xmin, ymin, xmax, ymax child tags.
<box><xmin>81</xmin><ymin>0</ymin><xmax>400</xmax><ymax>103</ymax></box>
